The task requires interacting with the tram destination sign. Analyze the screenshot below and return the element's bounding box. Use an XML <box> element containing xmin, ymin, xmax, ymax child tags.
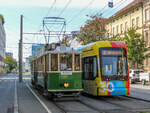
<box><xmin>61</xmin><ymin>71</ymin><xmax>72</xmax><ymax>75</ymax></box>
<box><xmin>102</xmin><ymin>50</ymin><xmax>122</xmax><ymax>55</ymax></box>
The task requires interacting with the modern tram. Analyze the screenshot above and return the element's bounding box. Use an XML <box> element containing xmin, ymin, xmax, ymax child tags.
<box><xmin>78</xmin><ymin>41</ymin><xmax>130</xmax><ymax>96</ymax></box>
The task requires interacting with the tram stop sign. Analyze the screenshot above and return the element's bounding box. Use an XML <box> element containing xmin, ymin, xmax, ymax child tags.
<box><xmin>108</xmin><ymin>2</ymin><xmax>113</xmax><ymax>8</ymax></box>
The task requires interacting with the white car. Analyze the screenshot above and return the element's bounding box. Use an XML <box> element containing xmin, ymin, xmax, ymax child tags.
<box><xmin>129</xmin><ymin>69</ymin><xmax>140</xmax><ymax>83</ymax></box>
<box><xmin>139</xmin><ymin>72</ymin><xmax>150</xmax><ymax>85</ymax></box>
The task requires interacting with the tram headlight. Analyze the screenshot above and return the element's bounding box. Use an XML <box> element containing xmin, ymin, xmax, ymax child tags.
<box><xmin>64</xmin><ymin>82</ymin><xmax>69</xmax><ymax>88</ymax></box>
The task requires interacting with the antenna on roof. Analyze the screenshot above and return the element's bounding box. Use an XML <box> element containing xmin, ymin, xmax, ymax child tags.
<box><xmin>108</xmin><ymin>0</ymin><xmax>113</xmax><ymax>8</ymax></box>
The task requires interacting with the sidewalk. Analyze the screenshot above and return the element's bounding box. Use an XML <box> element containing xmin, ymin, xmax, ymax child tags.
<box><xmin>131</xmin><ymin>82</ymin><xmax>150</xmax><ymax>90</ymax></box>
<box><xmin>17</xmin><ymin>81</ymin><xmax>47</xmax><ymax>113</ymax></box>
<box><xmin>128</xmin><ymin>83</ymin><xmax>150</xmax><ymax>101</ymax></box>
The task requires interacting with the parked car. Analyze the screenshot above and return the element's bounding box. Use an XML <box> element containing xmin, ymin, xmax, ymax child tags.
<box><xmin>129</xmin><ymin>69</ymin><xmax>140</xmax><ymax>83</ymax></box>
<box><xmin>139</xmin><ymin>72</ymin><xmax>150</xmax><ymax>85</ymax></box>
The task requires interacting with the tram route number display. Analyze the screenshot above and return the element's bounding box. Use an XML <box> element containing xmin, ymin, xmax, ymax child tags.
<box><xmin>99</xmin><ymin>82</ymin><xmax>114</xmax><ymax>92</ymax></box>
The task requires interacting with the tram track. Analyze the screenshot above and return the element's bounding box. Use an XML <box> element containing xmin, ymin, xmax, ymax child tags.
<box><xmin>28</xmin><ymin>82</ymin><xmax>150</xmax><ymax>113</ymax></box>
<box><xmin>51</xmin><ymin>100</ymin><xmax>67</xmax><ymax>113</ymax></box>
<box><xmin>104</xmin><ymin>96</ymin><xmax>150</xmax><ymax>112</ymax></box>
<box><xmin>123</xmin><ymin>95</ymin><xmax>150</xmax><ymax>103</ymax></box>
<box><xmin>29</xmin><ymin>84</ymin><xmax>99</xmax><ymax>113</ymax></box>
<box><xmin>80</xmin><ymin>94</ymin><xmax>150</xmax><ymax>113</ymax></box>
<box><xmin>77</xmin><ymin>99</ymin><xmax>101</xmax><ymax>112</ymax></box>
<box><xmin>80</xmin><ymin>94</ymin><xmax>130</xmax><ymax>111</ymax></box>
<box><xmin>51</xmin><ymin>98</ymin><xmax>100</xmax><ymax>113</ymax></box>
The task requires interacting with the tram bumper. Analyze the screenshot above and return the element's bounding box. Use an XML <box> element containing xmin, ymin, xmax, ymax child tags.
<box><xmin>48</xmin><ymin>89</ymin><xmax>83</xmax><ymax>97</ymax></box>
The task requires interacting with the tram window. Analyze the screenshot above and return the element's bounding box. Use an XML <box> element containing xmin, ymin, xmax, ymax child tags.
<box><xmin>93</xmin><ymin>57</ymin><xmax>97</xmax><ymax>78</ymax></box>
<box><xmin>83</xmin><ymin>56</ymin><xmax>98</xmax><ymax>80</ymax></box>
<box><xmin>60</xmin><ymin>54</ymin><xmax>72</xmax><ymax>71</ymax></box>
<box><xmin>51</xmin><ymin>54</ymin><xmax>58</xmax><ymax>71</ymax></box>
<box><xmin>45</xmin><ymin>54</ymin><xmax>49</xmax><ymax>71</ymax></box>
<box><xmin>75</xmin><ymin>54</ymin><xmax>81</xmax><ymax>71</ymax></box>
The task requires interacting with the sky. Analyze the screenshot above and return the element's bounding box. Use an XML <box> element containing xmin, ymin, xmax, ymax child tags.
<box><xmin>0</xmin><ymin>0</ymin><xmax>134</xmax><ymax>61</ymax></box>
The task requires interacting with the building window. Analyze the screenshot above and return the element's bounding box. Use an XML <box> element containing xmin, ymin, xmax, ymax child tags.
<box><xmin>120</xmin><ymin>24</ymin><xmax>123</xmax><ymax>34</ymax></box>
<box><xmin>113</xmin><ymin>27</ymin><xmax>115</xmax><ymax>35</ymax></box>
<box><xmin>132</xmin><ymin>19</ymin><xmax>135</xmax><ymax>28</ymax></box>
<box><xmin>125</xmin><ymin>22</ymin><xmax>128</xmax><ymax>32</ymax></box>
<box><xmin>146</xmin><ymin>57</ymin><xmax>148</xmax><ymax>66</ymax></box>
<box><xmin>145</xmin><ymin>31</ymin><xmax>149</xmax><ymax>46</ymax></box>
<box><xmin>116</xmin><ymin>25</ymin><xmax>119</xmax><ymax>34</ymax></box>
<box><xmin>145</xmin><ymin>9</ymin><xmax>149</xmax><ymax>21</ymax></box>
<box><xmin>136</xmin><ymin>17</ymin><xmax>140</xmax><ymax>28</ymax></box>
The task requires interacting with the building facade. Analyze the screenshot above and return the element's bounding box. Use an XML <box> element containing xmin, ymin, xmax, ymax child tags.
<box><xmin>6</xmin><ymin>52</ymin><xmax>13</xmax><ymax>57</ymax></box>
<box><xmin>69</xmin><ymin>31</ymin><xmax>82</xmax><ymax>49</ymax></box>
<box><xmin>24</xmin><ymin>56</ymin><xmax>31</xmax><ymax>72</ymax></box>
<box><xmin>106</xmin><ymin>0</ymin><xmax>143</xmax><ymax>37</ymax></box>
<box><xmin>143</xmin><ymin>0</ymin><xmax>150</xmax><ymax>72</ymax></box>
<box><xmin>0</xmin><ymin>15</ymin><xmax>6</xmax><ymax>74</ymax></box>
<box><xmin>32</xmin><ymin>44</ymin><xmax>44</xmax><ymax>56</ymax></box>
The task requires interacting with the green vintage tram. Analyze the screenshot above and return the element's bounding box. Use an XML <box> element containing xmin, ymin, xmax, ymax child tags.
<box><xmin>30</xmin><ymin>43</ymin><xmax>82</xmax><ymax>98</ymax></box>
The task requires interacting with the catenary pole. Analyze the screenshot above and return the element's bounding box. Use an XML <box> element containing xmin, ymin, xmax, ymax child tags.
<box><xmin>19</xmin><ymin>15</ymin><xmax>23</xmax><ymax>82</ymax></box>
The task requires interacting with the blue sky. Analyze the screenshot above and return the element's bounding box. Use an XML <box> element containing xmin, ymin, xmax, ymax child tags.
<box><xmin>0</xmin><ymin>0</ymin><xmax>134</xmax><ymax>61</ymax></box>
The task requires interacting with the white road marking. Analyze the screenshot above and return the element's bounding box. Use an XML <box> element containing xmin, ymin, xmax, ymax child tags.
<box><xmin>14</xmin><ymin>78</ymin><xmax>19</xmax><ymax>113</ymax></box>
<box><xmin>0</xmin><ymin>78</ymin><xmax>31</xmax><ymax>80</ymax></box>
<box><xmin>26</xmin><ymin>84</ymin><xmax>52</xmax><ymax>113</ymax></box>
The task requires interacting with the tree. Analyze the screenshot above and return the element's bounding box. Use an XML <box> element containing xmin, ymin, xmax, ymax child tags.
<box><xmin>77</xmin><ymin>15</ymin><xmax>106</xmax><ymax>45</ymax></box>
<box><xmin>0</xmin><ymin>14</ymin><xmax>4</xmax><ymax>24</ymax></box>
<box><xmin>104</xmin><ymin>34</ymin><xmax>124</xmax><ymax>41</ymax></box>
<box><xmin>5</xmin><ymin>56</ymin><xmax>17</xmax><ymax>73</ymax></box>
<box><xmin>124</xmin><ymin>28</ymin><xmax>147</xmax><ymax>69</ymax></box>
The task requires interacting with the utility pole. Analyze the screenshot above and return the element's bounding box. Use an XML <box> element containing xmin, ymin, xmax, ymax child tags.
<box><xmin>19</xmin><ymin>15</ymin><xmax>23</xmax><ymax>82</ymax></box>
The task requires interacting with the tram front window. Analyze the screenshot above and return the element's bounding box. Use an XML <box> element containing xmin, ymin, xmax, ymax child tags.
<box><xmin>60</xmin><ymin>54</ymin><xmax>72</xmax><ymax>71</ymax></box>
<box><xmin>100</xmin><ymin>48</ymin><xmax>128</xmax><ymax>80</ymax></box>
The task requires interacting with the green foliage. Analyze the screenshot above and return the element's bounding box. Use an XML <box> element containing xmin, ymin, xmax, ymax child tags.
<box><xmin>104</xmin><ymin>34</ymin><xmax>124</xmax><ymax>41</ymax></box>
<box><xmin>77</xmin><ymin>13</ymin><xmax>147</xmax><ymax>69</ymax></box>
<box><xmin>77</xmin><ymin>16</ymin><xmax>106</xmax><ymax>45</ymax></box>
<box><xmin>0</xmin><ymin>14</ymin><xmax>5</xmax><ymax>24</ymax></box>
<box><xmin>5</xmin><ymin>56</ymin><xmax>17</xmax><ymax>73</ymax></box>
<box><xmin>124</xmin><ymin>28</ymin><xmax>147</xmax><ymax>69</ymax></box>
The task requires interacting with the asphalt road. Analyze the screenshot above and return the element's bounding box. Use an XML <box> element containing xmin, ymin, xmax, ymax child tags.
<box><xmin>0</xmin><ymin>75</ymin><xmax>15</xmax><ymax>113</ymax></box>
<box><xmin>1</xmin><ymin>74</ymin><xmax>150</xmax><ymax>113</ymax></box>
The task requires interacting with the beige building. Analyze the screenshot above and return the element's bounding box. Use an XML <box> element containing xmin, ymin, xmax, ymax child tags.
<box><xmin>143</xmin><ymin>0</ymin><xmax>150</xmax><ymax>72</ymax></box>
<box><xmin>106</xmin><ymin>0</ymin><xmax>143</xmax><ymax>37</ymax></box>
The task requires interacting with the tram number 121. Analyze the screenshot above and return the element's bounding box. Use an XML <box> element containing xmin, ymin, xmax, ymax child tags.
<box><xmin>99</xmin><ymin>82</ymin><xmax>114</xmax><ymax>92</ymax></box>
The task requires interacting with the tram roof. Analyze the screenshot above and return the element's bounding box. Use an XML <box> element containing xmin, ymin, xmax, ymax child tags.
<box><xmin>32</xmin><ymin>45</ymin><xmax>81</xmax><ymax>60</ymax></box>
<box><xmin>46</xmin><ymin>46</ymin><xmax>81</xmax><ymax>54</ymax></box>
<box><xmin>76</xmin><ymin>41</ymin><xmax>126</xmax><ymax>51</ymax></box>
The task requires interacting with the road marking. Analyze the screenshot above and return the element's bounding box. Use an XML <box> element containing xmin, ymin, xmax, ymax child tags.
<box><xmin>0</xmin><ymin>78</ymin><xmax>17</xmax><ymax>80</ymax></box>
<box><xmin>0</xmin><ymin>78</ymin><xmax>31</xmax><ymax>80</ymax></box>
<box><xmin>26</xmin><ymin>84</ymin><xmax>52</xmax><ymax>113</ymax></box>
<box><xmin>14</xmin><ymin>79</ymin><xmax>19</xmax><ymax>113</ymax></box>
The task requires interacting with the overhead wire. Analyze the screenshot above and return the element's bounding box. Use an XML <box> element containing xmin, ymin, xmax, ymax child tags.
<box><xmin>57</xmin><ymin>0</ymin><xmax>72</xmax><ymax>17</ymax></box>
<box><xmin>46</xmin><ymin>0</ymin><xmax>56</xmax><ymax>17</ymax></box>
<box><xmin>67</xmin><ymin>0</ymin><xmax>95</xmax><ymax>24</ymax></box>
<box><xmin>36</xmin><ymin>0</ymin><xmax>57</xmax><ymax>36</ymax></box>
<box><xmin>73</xmin><ymin>0</ymin><xmax>131</xmax><ymax>30</ymax></box>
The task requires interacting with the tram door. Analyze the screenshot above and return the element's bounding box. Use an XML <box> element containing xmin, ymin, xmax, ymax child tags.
<box><xmin>82</xmin><ymin>56</ymin><xmax>98</xmax><ymax>95</ymax></box>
